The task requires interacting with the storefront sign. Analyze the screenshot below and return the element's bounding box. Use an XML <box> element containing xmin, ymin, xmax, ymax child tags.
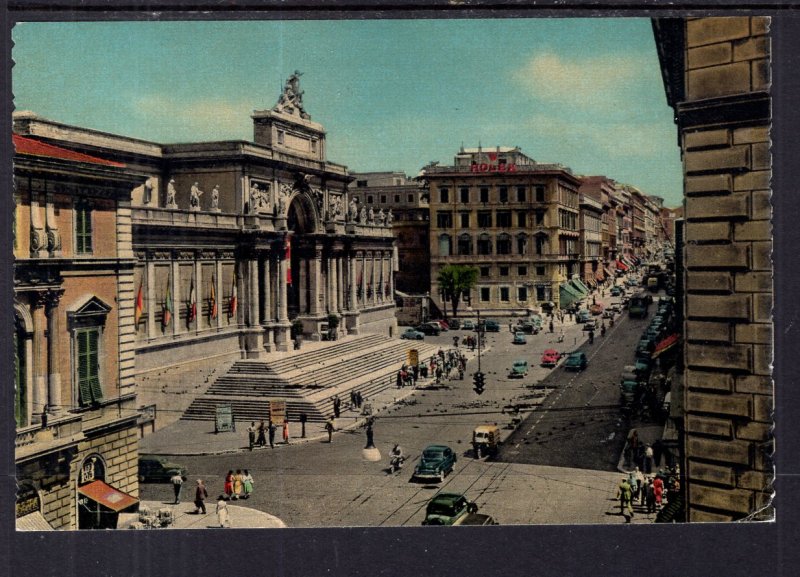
<box><xmin>407</xmin><ymin>349</ymin><xmax>419</xmax><ymax>367</ymax></box>
<box><xmin>16</xmin><ymin>483</ymin><xmax>40</xmax><ymax>518</ymax></box>
<box><xmin>470</xmin><ymin>162</ymin><xmax>517</xmax><ymax>173</ymax></box>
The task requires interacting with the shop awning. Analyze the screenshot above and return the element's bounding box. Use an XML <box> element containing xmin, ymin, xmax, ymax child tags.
<box><xmin>78</xmin><ymin>480</ymin><xmax>138</xmax><ymax>512</ymax></box>
<box><xmin>615</xmin><ymin>260</ymin><xmax>629</xmax><ymax>271</ymax></box>
<box><xmin>652</xmin><ymin>333</ymin><xmax>680</xmax><ymax>359</ymax></box>
<box><xmin>559</xmin><ymin>282</ymin><xmax>583</xmax><ymax>309</ymax></box>
<box><xmin>571</xmin><ymin>278</ymin><xmax>590</xmax><ymax>295</ymax></box>
<box><xmin>16</xmin><ymin>511</ymin><xmax>54</xmax><ymax>531</ymax></box>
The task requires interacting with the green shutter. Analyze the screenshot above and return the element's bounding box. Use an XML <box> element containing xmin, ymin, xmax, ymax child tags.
<box><xmin>77</xmin><ymin>329</ymin><xmax>101</xmax><ymax>405</ymax></box>
<box><xmin>76</xmin><ymin>204</ymin><xmax>93</xmax><ymax>254</ymax></box>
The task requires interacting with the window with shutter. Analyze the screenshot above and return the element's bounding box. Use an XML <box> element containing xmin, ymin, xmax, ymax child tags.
<box><xmin>77</xmin><ymin>328</ymin><xmax>102</xmax><ymax>406</ymax></box>
<box><xmin>75</xmin><ymin>201</ymin><xmax>93</xmax><ymax>254</ymax></box>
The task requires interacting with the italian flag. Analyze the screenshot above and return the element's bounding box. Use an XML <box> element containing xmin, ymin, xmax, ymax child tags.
<box><xmin>134</xmin><ymin>283</ymin><xmax>144</xmax><ymax>325</ymax></box>
<box><xmin>285</xmin><ymin>236</ymin><xmax>292</xmax><ymax>285</ymax></box>
<box><xmin>210</xmin><ymin>275</ymin><xmax>218</xmax><ymax>319</ymax></box>
<box><xmin>188</xmin><ymin>280</ymin><xmax>197</xmax><ymax>323</ymax></box>
<box><xmin>229</xmin><ymin>274</ymin><xmax>238</xmax><ymax>319</ymax></box>
<box><xmin>162</xmin><ymin>284</ymin><xmax>173</xmax><ymax>327</ymax></box>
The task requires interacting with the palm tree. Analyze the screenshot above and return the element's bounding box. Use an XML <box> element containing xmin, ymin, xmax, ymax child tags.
<box><xmin>437</xmin><ymin>265</ymin><xmax>479</xmax><ymax>319</ymax></box>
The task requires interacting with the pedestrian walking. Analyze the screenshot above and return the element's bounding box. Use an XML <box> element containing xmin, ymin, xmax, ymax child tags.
<box><xmin>233</xmin><ymin>469</ymin><xmax>244</xmax><ymax>500</ymax></box>
<box><xmin>224</xmin><ymin>470</ymin><xmax>234</xmax><ymax>500</ymax></box>
<box><xmin>256</xmin><ymin>419</ymin><xmax>267</xmax><ymax>447</ymax></box>
<box><xmin>268</xmin><ymin>420</ymin><xmax>276</xmax><ymax>448</ymax></box>
<box><xmin>194</xmin><ymin>479</ymin><xmax>208</xmax><ymax>514</ymax></box>
<box><xmin>645</xmin><ymin>444</ymin><xmax>655</xmax><ymax>474</ymax></box>
<box><xmin>396</xmin><ymin>370</ymin><xmax>404</xmax><ymax>389</ymax></box>
<box><xmin>282</xmin><ymin>420</ymin><xmax>290</xmax><ymax>444</ymax></box>
<box><xmin>300</xmin><ymin>412</ymin><xmax>308</xmax><ymax>438</ymax></box>
<box><xmin>616</xmin><ymin>478</ymin><xmax>634</xmax><ymax>522</ymax></box>
<box><xmin>170</xmin><ymin>471</ymin><xmax>184</xmax><ymax>504</ymax></box>
<box><xmin>645</xmin><ymin>478</ymin><xmax>656</xmax><ymax>513</ymax></box>
<box><xmin>247</xmin><ymin>421</ymin><xmax>257</xmax><ymax>451</ymax></box>
<box><xmin>628</xmin><ymin>470</ymin><xmax>640</xmax><ymax>503</ymax></box>
<box><xmin>243</xmin><ymin>469</ymin><xmax>254</xmax><ymax>499</ymax></box>
<box><xmin>635</xmin><ymin>467</ymin><xmax>646</xmax><ymax>504</ymax></box>
<box><xmin>349</xmin><ymin>390</ymin><xmax>357</xmax><ymax>410</ymax></box>
<box><xmin>325</xmin><ymin>417</ymin><xmax>335</xmax><ymax>443</ymax></box>
<box><xmin>588</xmin><ymin>329</ymin><xmax>594</xmax><ymax>344</ymax></box>
<box><xmin>216</xmin><ymin>497</ymin><xmax>231</xmax><ymax>528</ymax></box>
<box><xmin>365</xmin><ymin>417</ymin><xmax>375</xmax><ymax>449</ymax></box>
<box><xmin>653</xmin><ymin>475</ymin><xmax>664</xmax><ymax>509</ymax></box>
<box><xmin>333</xmin><ymin>395</ymin><xmax>341</xmax><ymax>418</ymax></box>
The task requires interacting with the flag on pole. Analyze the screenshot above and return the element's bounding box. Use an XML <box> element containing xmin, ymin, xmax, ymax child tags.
<box><xmin>162</xmin><ymin>284</ymin><xmax>172</xmax><ymax>327</ymax></box>
<box><xmin>188</xmin><ymin>280</ymin><xmax>197</xmax><ymax>323</ymax></box>
<box><xmin>285</xmin><ymin>236</ymin><xmax>292</xmax><ymax>285</ymax></box>
<box><xmin>134</xmin><ymin>283</ymin><xmax>144</xmax><ymax>325</ymax></box>
<box><xmin>229</xmin><ymin>273</ymin><xmax>238</xmax><ymax>319</ymax></box>
<box><xmin>210</xmin><ymin>275</ymin><xmax>218</xmax><ymax>319</ymax></box>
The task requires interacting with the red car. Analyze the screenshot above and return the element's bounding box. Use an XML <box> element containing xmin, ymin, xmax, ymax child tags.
<box><xmin>433</xmin><ymin>319</ymin><xmax>450</xmax><ymax>331</ymax></box>
<box><xmin>540</xmin><ymin>349</ymin><xmax>562</xmax><ymax>368</ymax></box>
<box><xmin>589</xmin><ymin>303</ymin><xmax>604</xmax><ymax>316</ymax></box>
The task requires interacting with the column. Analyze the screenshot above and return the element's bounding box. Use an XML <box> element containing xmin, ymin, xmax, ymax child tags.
<box><xmin>361</xmin><ymin>252</ymin><xmax>367</xmax><ymax>309</ymax></box>
<box><xmin>31</xmin><ymin>296</ymin><xmax>47</xmax><ymax>421</ymax></box>
<box><xmin>215</xmin><ymin>259</ymin><xmax>223</xmax><ymax>330</ymax></box>
<box><xmin>310</xmin><ymin>248</ymin><xmax>321</xmax><ymax>315</ymax></box>
<box><xmin>336</xmin><ymin>256</ymin><xmax>344</xmax><ymax>313</ymax></box>
<box><xmin>388</xmin><ymin>252</ymin><xmax>394</xmax><ymax>301</ymax></box>
<box><xmin>146</xmin><ymin>259</ymin><xmax>156</xmax><ymax>338</ymax></box>
<box><xmin>248</xmin><ymin>254</ymin><xmax>259</xmax><ymax>328</ymax></box>
<box><xmin>171</xmin><ymin>259</ymin><xmax>180</xmax><ymax>337</ymax></box>
<box><xmin>45</xmin><ymin>290</ymin><xmax>63</xmax><ymax>416</ymax></box>
<box><xmin>327</xmin><ymin>254</ymin><xmax>335</xmax><ymax>313</ymax></box>
<box><xmin>260</xmin><ymin>253</ymin><xmax>272</xmax><ymax>324</ymax></box>
<box><xmin>278</xmin><ymin>251</ymin><xmax>289</xmax><ymax>322</ymax></box>
<box><xmin>371</xmin><ymin>252</ymin><xmax>377</xmax><ymax>306</ymax></box>
<box><xmin>195</xmin><ymin>257</ymin><xmax>203</xmax><ymax>333</ymax></box>
<box><xmin>349</xmin><ymin>254</ymin><xmax>357</xmax><ymax>312</ymax></box>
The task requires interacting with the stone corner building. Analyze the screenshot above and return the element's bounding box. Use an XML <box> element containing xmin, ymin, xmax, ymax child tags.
<box><xmin>652</xmin><ymin>16</ymin><xmax>772</xmax><ymax>521</ymax></box>
<box><xmin>13</xmin><ymin>74</ymin><xmax>397</xmax><ymax>528</ymax></box>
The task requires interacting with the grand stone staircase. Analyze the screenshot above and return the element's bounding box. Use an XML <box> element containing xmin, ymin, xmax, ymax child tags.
<box><xmin>181</xmin><ymin>334</ymin><xmax>439</xmax><ymax>424</ymax></box>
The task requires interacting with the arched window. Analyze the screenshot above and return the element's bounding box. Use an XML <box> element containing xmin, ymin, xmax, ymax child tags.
<box><xmin>477</xmin><ymin>233</ymin><xmax>492</xmax><ymax>255</ymax></box>
<box><xmin>516</xmin><ymin>233</ymin><xmax>528</xmax><ymax>256</ymax></box>
<box><xmin>457</xmin><ymin>234</ymin><xmax>472</xmax><ymax>256</ymax></box>
<box><xmin>497</xmin><ymin>233</ymin><xmax>512</xmax><ymax>255</ymax></box>
<box><xmin>438</xmin><ymin>234</ymin><xmax>452</xmax><ymax>256</ymax></box>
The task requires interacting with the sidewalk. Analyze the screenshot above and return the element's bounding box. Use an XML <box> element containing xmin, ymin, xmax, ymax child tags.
<box><xmin>140</xmin><ymin>345</ymin><xmax>486</xmax><ymax>456</ymax></box>
<box><xmin>119</xmin><ymin>500</ymin><xmax>286</xmax><ymax>529</ymax></box>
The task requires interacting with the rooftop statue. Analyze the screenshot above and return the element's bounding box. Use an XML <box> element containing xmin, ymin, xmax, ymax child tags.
<box><xmin>273</xmin><ymin>70</ymin><xmax>310</xmax><ymax>119</ymax></box>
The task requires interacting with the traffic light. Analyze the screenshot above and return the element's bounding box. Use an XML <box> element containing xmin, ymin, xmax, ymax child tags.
<box><xmin>473</xmin><ymin>371</ymin><xmax>485</xmax><ymax>395</ymax></box>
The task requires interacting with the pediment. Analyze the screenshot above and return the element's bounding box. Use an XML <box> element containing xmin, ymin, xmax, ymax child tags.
<box><xmin>69</xmin><ymin>295</ymin><xmax>113</xmax><ymax>317</ymax></box>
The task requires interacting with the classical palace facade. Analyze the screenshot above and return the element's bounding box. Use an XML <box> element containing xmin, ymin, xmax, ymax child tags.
<box><xmin>13</xmin><ymin>74</ymin><xmax>397</xmax><ymax>528</ymax></box>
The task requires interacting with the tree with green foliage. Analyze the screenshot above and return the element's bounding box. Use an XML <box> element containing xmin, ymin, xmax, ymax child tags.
<box><xmin>437</xmin><ymin>264</ymin><xmax>479</xmax><ymax>319</ymax></box>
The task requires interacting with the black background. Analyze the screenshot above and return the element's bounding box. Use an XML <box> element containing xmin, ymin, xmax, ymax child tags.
<box><xmin>1</xmin><ymin>4</ymin><xmax>795</xmax><ymax>576</ymax></box>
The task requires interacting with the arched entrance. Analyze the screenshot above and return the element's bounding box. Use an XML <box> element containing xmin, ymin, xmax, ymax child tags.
<box><xmin>286</xmin><ymin>193</ymin><xmax>318</xmax><ymax>319</ymax></box>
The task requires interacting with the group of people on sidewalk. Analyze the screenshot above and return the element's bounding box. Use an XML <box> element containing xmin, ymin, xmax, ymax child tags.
<box><xmin>616</xmin><ymin>466</ymin><xmax>681</xmax><ymax>522</ymax></box>
<box><xmin>247</xmin><ymin>419</ymin><xmax>290</xmax><ymax>450</ymax></box>
<box><xmin>223</xmin><ymin>469</ymin><xmax>254</xmax><ymax>501</ymax></box>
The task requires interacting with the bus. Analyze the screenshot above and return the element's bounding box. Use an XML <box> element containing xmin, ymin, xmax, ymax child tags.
<box><xmin>629</xmin><ymin>291</ymin><xmax>651</xmax><ymax>318</ymax></box>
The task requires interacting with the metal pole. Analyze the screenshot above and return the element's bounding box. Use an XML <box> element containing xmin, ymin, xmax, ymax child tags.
<box><xmin>477</xmin><ymin>309</ymin><xmax>481</xmax><ymax>373</ymax></box>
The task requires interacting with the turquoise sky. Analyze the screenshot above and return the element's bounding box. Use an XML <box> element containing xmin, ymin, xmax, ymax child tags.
<box><xmin>12</xmin><ymin>19</ymin><xmax>682</xmax><ymax>205</ymax></box>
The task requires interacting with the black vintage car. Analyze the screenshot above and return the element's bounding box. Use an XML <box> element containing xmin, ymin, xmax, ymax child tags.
<box><xmin>138</xmin><ymin>456</ymin><xmax>188</xmax><ymax>483</ymax></box>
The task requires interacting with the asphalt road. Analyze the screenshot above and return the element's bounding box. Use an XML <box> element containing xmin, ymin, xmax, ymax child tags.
<box><xmin>497</xmin><ymin>309</ymin><xmax>652</xmax><ymax>471</ymax></box>
<box><xmin>141</xmin><ymin>290</ymin><xmax>659</xmax><ymax>526</ymax></box>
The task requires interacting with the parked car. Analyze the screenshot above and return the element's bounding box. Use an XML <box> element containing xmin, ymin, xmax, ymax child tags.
<box><xmin>447</xmin><ymin>319</ymin><xmax>461</xmax><ymax>330</ymax></box>
<box><xmin>512</xmin><ymin>332</ymin><xmax>527</xmax><ymax>345</ymax></box>
<box><xmin>453</xmin><ymin>512</ymin><xmax>499</xmax><ymax>526</ymax></box>
<box><xmin>540</xmin><ymin>349</ymin><xmax>561</xmax><ymax>367</ymax></box>
<box><xmin>610</xmin><ymin>286</ymin><xmax>623</xmax><ymax>297</ymax></box>
<box><xmin>514</xmin><ymin>320</ymin><xmax>537</xmax><ymax>334</ymax></box>
<box><xmin>564</xmin><ymin>351</ymin><xmax>588</xmax><ymax>371</ymax></box>
<box><xmin>401</xmin><ymin>328</ymin><xmax>425</xmax><ymax>340</ymax></box>
<box><xmin>635</xmin><ymin>338</ymin><xmax>654</xmax><ymax>358</ymax></box>
<box><xmin>528</xmin><ymin>314</ymin><xmax>544</xmax><ymax>330</ymax></box>
<box><xmin>414</xmin><ymin>445</ymin><xmax>458</xmax><ymax>482</ymax></box>
<box><xmin>608</xmin><ymin>303</ymin><xmax>622</xmax><ymax>313</ymax></box>
<box><xmin>138</xmin><ymin>456</ymin><xmax>188</xmax><ymax>483</ymax></box>
<box><xmin>415</xmin><ymin>323</ymin><xmax>440</xmax><ymax>336</ymax></box>
<box><xmin>484</xmin><ymin>319</ymin><xmax>501</xmax><ymax>332</ymax></box>
<box><xmin>509</xmin><ymin>359</ymin><xmax>529</xmax><ymax>378</ymax></box>
<box><xmin>433</xmin><ymin>319</ymin><xmax>450</xmax><ymax>331</ymax></box>
<box><xmin>583</xmin><ymin>320</ymin><xmax>598</xmax><ymax>331</ymax></box>
<box><xmin>589</xmin><ymin>303</ymin><xmax>604</xmax><ymax>316</ymax></box>
<box><xmin>461</xmin><ymin>320</ymin><xmax>476</xmax><ymax>330</ymax></box>
<box><xmin>421</xmin><ymin>492</ymin><xmax>477</xmax><ymax>525</ymax></box>
<box><xmin>576</xmin><ymin>310</ymin><xmax>591</xmax><ymax>323</ymax></box>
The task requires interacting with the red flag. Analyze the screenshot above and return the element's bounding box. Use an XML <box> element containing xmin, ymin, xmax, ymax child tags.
<box><xmin>188</xmin><ymin>280</ymin><xmax>197</xmax><ymax>322</ymax></box>
<box><xmin>134</xmin><ymin>283</ymin><xmax>144</xmax><ymax>325</ymax></box>
<box><xmin>285</xmin><ymin>236</ymin><xmax>292</xmax><ymax>285</ymax></box>
<box><xmin>229</xmin><ymin>274</ymin><xmax>238</xmax><ymax>319</ymax></box>
<box><xmin>162</xmin><ymin>284</ymin><xmax>172</xmax><ymax>327</ymax></box>
<box><xmin>210</xmin><ymin>275</ymin><xmax>218</xmax><ymax>319</ymax></box>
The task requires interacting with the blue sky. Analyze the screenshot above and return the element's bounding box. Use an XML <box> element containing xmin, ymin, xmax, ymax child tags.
<box><xmin>12</xmin><ymin>19</ymin><xmax>682</xmax><ymax>206</ymax></box>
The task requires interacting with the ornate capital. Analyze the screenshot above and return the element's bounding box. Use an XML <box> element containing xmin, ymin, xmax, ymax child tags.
<box><xmin>44</xmin><ymin>289</ymin><xmax>65</xmax><ymax>311</ymax></box>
